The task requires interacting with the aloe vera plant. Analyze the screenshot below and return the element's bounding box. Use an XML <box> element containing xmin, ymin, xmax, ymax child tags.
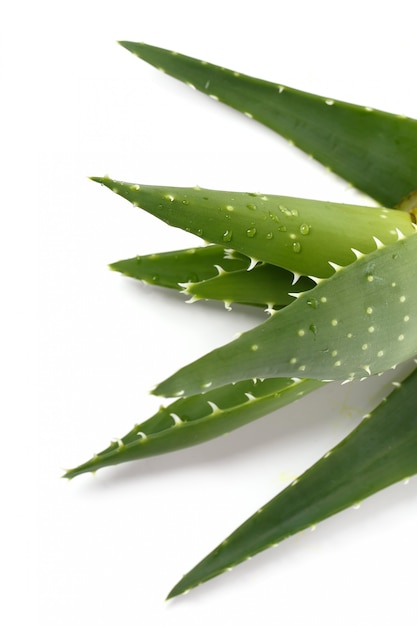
<box><xmin>66</xmin><ymin>42</ymin><xmax>417</xmax><ymax>598</ymax></box>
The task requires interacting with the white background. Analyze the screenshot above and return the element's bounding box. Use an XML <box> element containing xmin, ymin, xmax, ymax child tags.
<box><xmin>4</xmin><ymin>0</ymin><xmax>417</xmax><ymax>623</ymax></box>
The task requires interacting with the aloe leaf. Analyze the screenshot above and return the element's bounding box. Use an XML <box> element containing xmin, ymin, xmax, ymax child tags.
<box><xmin>91</xmin><ymin>177</ymin><xmax>415</xmax><ymax>279</ymax></box>
<box><xmin>119</xmin><ymin>41</ymin><xmax>417</xmax><ymax>207</ymax></box>
<box><xmin>182</xmin><ymin>263</ymin><xmax>315</xmax><ymax>309</ymax></box>
<box><xmin>112</xmin><ymin>246</ymin><xmax>315</xmax><ymax>309</ymax></box>
<box><xmin>110</xmin><ymin>244</ymin><xmax>249</xmax><ymax>290</ymax></box>
<box><xmin>154</xmin><ymin>233</ymin><xmax>417</xmax><ymax>397</ymax></box>
<box><xmin>64</xmin><ymin>377</ymin><xmax>324</xmax><ymax>479</ymax></box>
<box><xmin>167</xmin><ymin>365</ymin><xmax>417</xmax><ymax>599</ymax></box>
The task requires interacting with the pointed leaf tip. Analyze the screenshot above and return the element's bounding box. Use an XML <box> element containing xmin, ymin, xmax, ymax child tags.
<box><xmin>120</xmin><ymin>41</ymin><xmax>417</xmax><ymax>205</ymax></box>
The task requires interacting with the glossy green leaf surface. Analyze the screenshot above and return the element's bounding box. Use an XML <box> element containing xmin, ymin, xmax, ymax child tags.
<box><xmin>112</xmin><ymin>246</ymin><xmax>315</xmax><ymax>309</ymax></box>
<box><xmin>64</xmin><ymin>377</ymin><xmax>324</xmax><ymax>479</ymax></box>
<box><xmin>92</xmin><ymin>177</ymin><xmax>415</xmax><ymax>279</ymax></box>
<box><xmin>119</xmin><ymin>41</ymin><xmax>417</xmax><ymax>207</ymax></box>
<box><xmin>168</xmin><ymin>365</ymin><xmax>417</xmax><ymax>598</ymax></box>
<box><xmin>182</xmin><ymin>262</ymin><xmax>315</xmax><ymax>309</ymax></box>
<box><xmin>155</xmin><ymin>233</ymin><xmax>417</xmax><ymax>396</ymax></box>
<box><xmin>110</xmin><ymin>245</ymin><xmax>249</xmax><ymax>290</ymax></box>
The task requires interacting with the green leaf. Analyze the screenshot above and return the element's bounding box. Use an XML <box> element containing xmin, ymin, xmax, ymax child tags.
<box><xmin>110</xmin><ymin>245</ymin><xmax>249</xmax><ymax>290</ymax></box>
<box><xmin>91</xmin><ymin>177</ymin><xmax>416</xmax><ymax>279</ymax></box>
<box><xmin>119</xmin><ymin>41</ymin><xmax>417</xmax><ymax>207</ymax></box>
<box><xmin>154</xmin><ymin>233</ymin><xmax>417</xmax><ymax>396</ymax></box>
<box><xmin>112</xmin><ymin>246</ymin><xmax>315</xmax><ymax>309</ymax></box>
<box><xmin>64</xmin><ymin>377</ymin><xmax>324</xmax><ymax>479</ymax></box>
<box><xmin>167</xmin><ymin>365</ymin><xmax>417</xmax><ymax>598</ymax></box>
<box><xmin>182</xmin><ymin>262</ymin><xmax>315</xmax><ymax>309</ymax></box>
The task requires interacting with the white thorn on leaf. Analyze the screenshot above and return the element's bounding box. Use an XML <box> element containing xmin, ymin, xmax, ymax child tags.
<box><xmin>351</xmin><ymin>247</ymin><xmax>364</xmax><ymax>260</ymax></box>
<box><xmin>328</xmin><ymin>261</ymin><xmax>343</xmax><ymax>272</ymax></box>
<box><xmin>207</xmin><ymin>401</ymin><xmax>221</xmax><ymax>414</ymax></box>
<box><xmin>307</xmin><ymin>275</ymin><xmax>323</xmax><ymax>285</ymax></box>
<box><xmin>184</xmin><ymin>295</ymin><xmax>201</xmax><ymax>304</ymax></box>
<box><xmin>396</xmin><ymin>227</ymin><xmax>406</xmax><ymax>240</ymax></box>
<box><xmin>213</xmin><ymin>264</ymin><xmax>227</xmax><ymax>276</ymax></box>
<box><xmin>373</xmin><ymin>236</ymin><xmax>385</xmax><ymax>249</ymax></box>
<box><xmin>247</xmin><ymin>257</ymin><xmax>259</xmax><ymax>271</ymax></box>
<box><xmin>291</xmin><ymin>272</ymin><xmax>301</xmax><ymax>285</ymax></box>
<box><xmin>170</xmin><ymin>413</ymin><xmax>183</xmax><ymax>425</ymax></box>
<box><xmin>223</xmin><ymin>248</ymin><xmax>237</xmax><ymax>260</ymax></box>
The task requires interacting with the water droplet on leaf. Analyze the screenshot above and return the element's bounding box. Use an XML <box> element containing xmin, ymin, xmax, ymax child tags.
<box><xmin>246</xmin><ymin>227</ymin><xmax>257</xmax><ymax>238</ymax></box>
<box><xmin>299</xmin><ymin>223</ymin><xmax>310</xmax><ymax>235</ymax></box>
<box><xmin>292</xmin><ymin>241</ymin><xmax>301</xmax><ymax>253</ymax></box>
<box><xmin>223</xmin><ymin>230</ymin><xmax>233</xmax><ymax>242</ymax></box>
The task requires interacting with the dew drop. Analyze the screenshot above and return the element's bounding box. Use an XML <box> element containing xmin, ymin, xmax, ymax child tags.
<box><xmin>152</xmin><ymin>274</ymin><xmax>160</xmax><ymax>283</ymax></box>
<box><xmin>299</xmin><ymin>223</ymin><xmax>310</xmax><ymax>235</ymax></box>
<box><xmin>292</xmin><ymin>241</ymin><xmax>301</xmax><ymax>253</ymax></box>
<box><xmin>309</xmin><ymin>324</ymin><xmax>317</xmax><ymax>335</ymax></box>
<box><xmin>196</xmin><ymin>228</ymin><xmax>203</xmax><ymax>237</ymax></box>
<box><xmin>279</xmin><ymin>204</ymin><xmax>292</xmax><ymax>216</ymax></box>
<box><xmin>266</xmin><ymin>232</ymin><xmax>274</xmax><ymax>240</ymax></box>
<box><xmin>268</xmin><ymin>211</ymin><xmax>280</xmax><ymax>223</ymax></box>
<box><xmin>223</xmin><ymin>230</ymin><xmax>233</xmax><ymax>242</ymax></box>
<box><xmin>246</xmin><ymin>227</ymin><xmax>257</xmax><ymax>238</ymax></box>
<box><xmin>307</xmin><ymin>297</ymin><xmax>318</xmax><ymax>309</ymax></box>
<box><xmin>182</xmin><ymin>199</ymin><xmax>190</xmax><ymax>206</ymax></box>
<box><xmin>278</xmin><ymin>225</ymin><xmax>287</xmax><ymax>232</ymax></box>
<box><xmin>291</xmin><ymin>209</ymin><xmax>299</xmax><ymax>217</ymax></box>
<box><xmin>246</xmin><ymin>204</ymin><xmax>257</xmax><ymax>211</ymax></box>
